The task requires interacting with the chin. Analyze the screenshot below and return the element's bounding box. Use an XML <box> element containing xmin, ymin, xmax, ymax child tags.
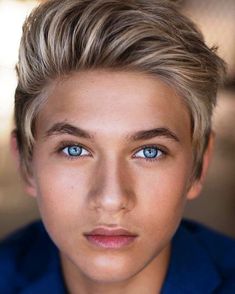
<box><xmin>85</xmin><ymin>268</ymin><xmax>137</xmax><ymax>284</ymax></box>
<box><xmin>76</xmin><ymin>254</ymin><xmax>140</xmax><ymax>283</ymax></box>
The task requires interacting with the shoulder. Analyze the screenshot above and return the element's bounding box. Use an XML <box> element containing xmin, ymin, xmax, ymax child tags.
<box><xmin>0</xmin><ymin>221</ymin><xmax>45</xmax><ymax>268</ymax></box>
<box><xmin>0</xmin><ymin>221</ymin><xmax>57</xmax><ymax>293</ymax></box>
<box><xmin>163</xmin><ymin>220</ymin><xmax>235</xmax><ymax>293</ymax></box>
<box><xmin>0</xmin><ymin>220</ymin><xmax>49</xmax><ymax>263</ymax></box>
<box><xmin>181</xmin><ymin>219</ymin><xmax>235</xmax><ymax>292</ymax></box>
<box><xmin>181</xmin><ymin>220</ymin><xmax>235</xmax><ymax>269</ymax></box>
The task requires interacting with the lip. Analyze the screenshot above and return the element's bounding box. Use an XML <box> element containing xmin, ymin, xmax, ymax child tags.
<box><xmin>84</xmin><ymin>227</ymin><xmax>138</xmax><ymax>249</ymax></box>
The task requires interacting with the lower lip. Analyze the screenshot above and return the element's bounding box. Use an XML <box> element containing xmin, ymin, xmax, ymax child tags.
<box><xmin>85</xmin><ymin>235</ymin><xmax>137</xmax><ymax>249</ymax></box>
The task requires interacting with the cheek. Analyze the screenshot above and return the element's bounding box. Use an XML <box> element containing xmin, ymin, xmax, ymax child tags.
<box><xmin>134</xmin><ymin>160</ymin><xmax>190</xmax><ymax>232</ymax></box>
<box><xmin>33</xmin><ymin>161</ymin><xmax>91</xmax><ymax>226</ymax></box>
<box><xmin>135</xmin><ymin>160</ymin><xmax>190</xmax><ymax>203</ymax></box>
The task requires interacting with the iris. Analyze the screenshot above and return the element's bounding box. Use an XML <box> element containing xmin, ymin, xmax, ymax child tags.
<box><xmin>67</xmin><ymin>146</ymin><xmax>82</xmax><ymax>156</ymax></box>
<box><xmin>143</xmin><ymin>147</ymin><xmax>158</xmax><ymax>158</ymax></box>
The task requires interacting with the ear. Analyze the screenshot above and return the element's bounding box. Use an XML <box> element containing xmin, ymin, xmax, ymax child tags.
<box><xmin>10</xmin><ymin>130</ymin><xmax>37</xmax><ymax>198</ymax></box>
<box><xmin>187</xmin><ymin>132</ymin><xmax>215</xmax><ymax>200</ymax></box>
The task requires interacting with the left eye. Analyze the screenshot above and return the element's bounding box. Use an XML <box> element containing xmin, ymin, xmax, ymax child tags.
<box><xmin>62</xmin><ymin>145</ymin><xmax>90</xmax><ymax>157</ymax></box>
<box><xmin>134</xmin><ymin>146</ymin><xmax>163</xmax><ymax>159</ymax></box>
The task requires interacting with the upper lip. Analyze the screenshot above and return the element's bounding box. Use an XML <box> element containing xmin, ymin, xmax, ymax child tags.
<box><xmin>84</xmin><ymin>227</ymin><xmax>137</xmax><ymax>236</ymax></box>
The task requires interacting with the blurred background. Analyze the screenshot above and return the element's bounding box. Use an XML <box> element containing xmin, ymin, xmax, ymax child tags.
<box><xmin>0</xmin><ymin>0</ymin><xmax>235</xmax><ymax>239</ymax></box>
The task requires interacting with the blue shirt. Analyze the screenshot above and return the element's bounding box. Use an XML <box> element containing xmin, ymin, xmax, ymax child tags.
<box><xmin>0</xmin><ymin>220</ymin><xmax>234</xmax><ymax>293</ymax></box>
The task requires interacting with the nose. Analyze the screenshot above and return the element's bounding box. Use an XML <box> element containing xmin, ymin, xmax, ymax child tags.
<box><xmin>88</xmin><ymin>157</ymin><xmax>136</xmax><ymax>213</ymax></box>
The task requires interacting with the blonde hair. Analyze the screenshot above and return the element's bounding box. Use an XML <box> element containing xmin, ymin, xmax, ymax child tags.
<box><xmin>15</xmin><ymin>0</ymin><xmax>225</xmax><ymax>179</ymax></box>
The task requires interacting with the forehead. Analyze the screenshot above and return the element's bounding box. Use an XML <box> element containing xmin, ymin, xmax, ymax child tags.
<box><xmin>36</xmin><ymin>70</ymin><xmax>191</xmax><ymax>141</ymax></box>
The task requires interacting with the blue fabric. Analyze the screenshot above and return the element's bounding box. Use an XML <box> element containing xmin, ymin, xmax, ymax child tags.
<box><xmin>0</xmin><ymin>220</ymin><xmax>234</xmax><ymax>293</ymax></box>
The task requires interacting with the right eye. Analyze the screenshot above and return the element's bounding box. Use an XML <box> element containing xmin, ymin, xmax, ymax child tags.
<box><xmin>62</xmin><ymin>145</ymin><xmax>90</xmax><ymax>157</ymax></box>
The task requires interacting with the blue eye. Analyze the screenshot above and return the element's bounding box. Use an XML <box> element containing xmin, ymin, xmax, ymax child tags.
<box><xmin>143</xmin><ymin>147</ymin><xmax>159</xmax><ymax>158</ymax></box>
<box><xmin>135</xmin><ymin>146</ymin><xmax>163</xmax><ymax>160</ymax></box>
<box><xmin>62</xmin><ymin>145</ymin><xmax>89</xmax><ymax>157</ymax></box>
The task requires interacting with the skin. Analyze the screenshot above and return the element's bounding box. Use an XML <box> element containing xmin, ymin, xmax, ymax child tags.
<box><xmin>17</xmin><ymin>70</ymin><xmax>212</xmax><ymax>294</ymax></box>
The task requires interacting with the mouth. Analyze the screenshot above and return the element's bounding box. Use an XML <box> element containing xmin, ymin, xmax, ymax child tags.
<box><xmin>84</xmin><ymin>227</ymin><xmax>138</xmax><ymax>249</ymax></box>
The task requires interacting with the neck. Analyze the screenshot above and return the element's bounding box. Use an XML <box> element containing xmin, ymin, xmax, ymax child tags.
<box><xmin>60</xmin><ymin>244</ymin><xmax>171</xmax><ymax>294</ymax></box>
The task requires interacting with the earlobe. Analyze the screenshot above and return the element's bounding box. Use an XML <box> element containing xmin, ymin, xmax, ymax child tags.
<box><xmin>10</xmin><ymin>130</ymin><xmax>37</xmax><ymax>198</ymax></box>
<box><xmin>186</xmin><ymin>180</ymin><xmax>202</xmax><ymax>200</ymax></box>
<box><xmin>24</xmin><ymin>182</ymin><xmax>37</xmax><ymax>198</ymax></box>
<box><xmin>187</xmin><ymin>132</ymin><xmax>215</xmax><ymax>200</ymax></box>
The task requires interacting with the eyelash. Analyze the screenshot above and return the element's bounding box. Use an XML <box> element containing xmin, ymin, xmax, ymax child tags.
<box><xmin>56</xmin><ymin>142</ymin><xmax>167</xmax><ymax>162</ymax></box>
<box><xmin>56</xmin><ymin>141</ymin><xmax>91</xmax><ymax>161</ymax></box>
<box><xmin>133</xmin><ymin>144</ymin><xmax>167</xmax><ymax>162</ymax></box>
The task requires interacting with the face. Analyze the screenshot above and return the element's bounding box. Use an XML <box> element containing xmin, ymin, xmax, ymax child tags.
<box><xmin>25</xmin><ymin>70</ymin><xmax>202</xmax><ymax>284</ymax></box>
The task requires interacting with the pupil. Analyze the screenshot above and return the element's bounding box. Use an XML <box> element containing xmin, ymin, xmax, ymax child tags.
<box><xmin>144</xmin><ymin>148</ymin><xmax>157</xmax><ymax>158</ymax></box>
<box><xmin>68</xmin><ymin>146</ymin><xmax>82</xmax><ymax>156</ymax></box>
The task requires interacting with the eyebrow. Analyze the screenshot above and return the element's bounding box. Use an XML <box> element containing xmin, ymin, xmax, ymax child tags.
<box><xmin>45</xmin><ymin>123</ymin><xmax>94</xmax><ymax>140</ymax></box>
<box><xmin>45</xmin><ymin>122</ymin><xmax>180</xmax><ymax>143</ymax></box>
<box><xmin>127</xmin><ymin>128</ymin><xmax>180</xmax><ymax>142</ymax></box>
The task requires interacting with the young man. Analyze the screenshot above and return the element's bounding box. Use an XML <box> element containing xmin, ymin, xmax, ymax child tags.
<box><xmin>1</xmin><ymin>0</ymin><xmax>234</xmax><ymax>293</ymax></box>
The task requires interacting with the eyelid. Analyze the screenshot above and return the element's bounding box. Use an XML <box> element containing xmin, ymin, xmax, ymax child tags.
<box><xmin>132</xmin><ymin>144</ymin><xmax>167</xmax><ymax>161</ymax></box>
<box><xmin>133</xmin><ymin>144</ymin><xmax>167</xmax><ymax>155</ymax></box>
<box><xmin>63</xmin><ymin>146</ymin><xmax>90</xmax><ymax>157</ymax></box>
<box><xmin>56</xmin><ymin>141</ymin><xmax>93</xmax><ymax>156</ymax></box>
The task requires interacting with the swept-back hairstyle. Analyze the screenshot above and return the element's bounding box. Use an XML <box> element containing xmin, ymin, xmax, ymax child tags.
<box><xmin>15</xmin><ymin>0</ymin><xmax>225</xmax><ymax>179</ymax></box>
